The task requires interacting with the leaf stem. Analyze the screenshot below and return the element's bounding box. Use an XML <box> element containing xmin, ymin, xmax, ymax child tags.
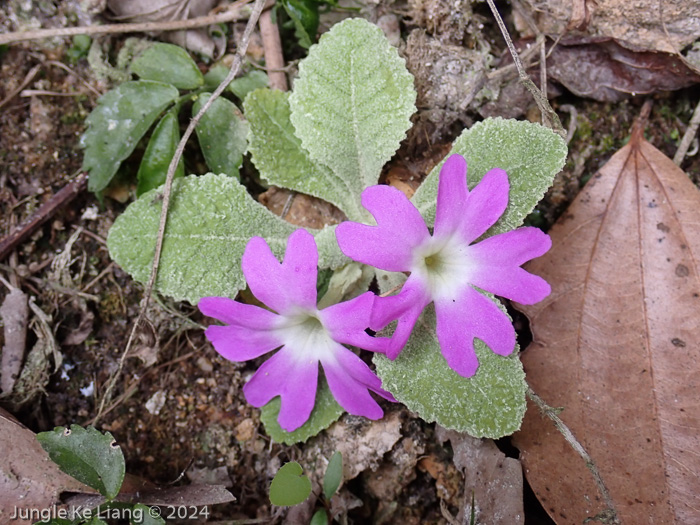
<box><xmin>526</xmin><ymin>386</ymin><xmax>620</xmax><ymax>524</ymax></box>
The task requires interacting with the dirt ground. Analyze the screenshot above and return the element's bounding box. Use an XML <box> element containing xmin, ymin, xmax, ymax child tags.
<box><xmin>1</xmin><ymin>0</ymin><xmax>699</xmax><ymax>523</ymax></box>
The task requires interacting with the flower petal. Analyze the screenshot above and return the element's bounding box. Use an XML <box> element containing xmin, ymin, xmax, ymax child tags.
<box><xmin>467</xmin><ymin>227</ymin><xmax>552</xmax><ymax>304</ymax></box>
<box><xmin>205</xmin><ymin>324</ymin><xmax>282</xmax><ymax>362</ymax></box>
<box><xmin>434</xmin><ymin>286</ymin><xmax>516</xmax><ymax>377</ymax></box>
<box><xmin>199</xmin><ymin>296</ymin><xmax>277</xmax><ymax>327</ymax></box>
<box><xmin>436</xmin><ymin>167</ymin><xmax>509</xmax><ymax>244</ymax></box>
<box><xmin>336</xmin><ymin>185</ymin><xmax>429</xmax><ymax>272</ymax></box>
<box><xmin>243</xmin><ymin>348</ymin><xmax>319</xmax><ymax>431</ymax></box>
<box><xmin>434</xmin><ymin>154</ymin><xmax>469</xmax><ymax>235</ymax></box>
<box><xmin>320</xmin><ymin>292</ymin><xmax>390</xmax><ymax>353</ymax></box>
<box><xmin>242</xmin><ymin>229</ymin><xmax>318</xmax><ymax>314</ymax></box>
<box><xmin>322</xmin><ymin>346</ymin><xmax>394</xmax><ymax>419</ymax></box>
<box><xmin>370</xmin><ymin>277</ymin><xmax>431</xmax><ymax>359</ymax></box>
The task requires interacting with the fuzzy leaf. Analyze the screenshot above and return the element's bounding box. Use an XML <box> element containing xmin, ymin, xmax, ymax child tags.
<box><xmin>374</xmin><ymin>272</ymin><xmax>526</xmax><ymax>438</ymax></box>
<box><xmin>261</xmin><ymin>378</ymin><xmax>344</xmax><ymax>445</ymax></box>
<box><xmin>36</xmin><ymin>425</ymin><xmax>125</xmax><ymax>501</ymax></box>
<box><xmin>411</xmin><ymin>118</ymin><xmax>567</xmax><ymax>235</ymax></box>
<box><xmin>130</xmin><ymin>42</ymin><xmax>204</xmax><ymax>90</ymax></box>
<box><xmin>245</xmin><ymin>88</ymin><xmax>359</xmax><ymax>220</ymax></box>
<box><xmin>193</xmin><ymin>93</ymin><xmax>248</xmax><ymax>178</ymax></box>
<box><xmin>81</xmin><ymin>81</ymin><xmax>179</xmax><ymax>193</ymax></box>
<box><xmin>289</xmin><ymin>18</ymin><xmax>416</xmax><ymax>220</ymax></box>
<box><xmin>136</xmin><ymin>111</ymin><xmax>184</xmax><ymax>196</ymax></box>
<box><xmin>269</xmin><ymin>462</ymin><xmax>312</xmax><ymax>506</ymax></box>
<box><xmin>107</xmin><ymin>174</ymin><xmax>297</xmax><ymax>304</ymax></box>
<box><xmin>314</xmin><ymin>225</ymin><xmax>350</xmax><ymax>270</ymax></box>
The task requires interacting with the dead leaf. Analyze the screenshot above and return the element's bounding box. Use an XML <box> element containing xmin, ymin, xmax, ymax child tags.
<box><xmin>258</xmin><ymin>186</ymin><xmax>346</xmax><ymax>230</ymax></box>
<box><xmin>1</xmin><ymin>285</ymin><xmax>29</xmax><ymax>394</ymax></box>
<box><xmin>436</xmin><ymin>427</ymin><xmax>524</xmax><ymax>525</ymax></box>
<box><xmin>547</xmin><ymin>38</ymin><xmax>700</xmax><ymax>102</ymax></box>
<box><xmin>0</xmin><ymin>408</ymin><xmax>93</xmax><ymax>524</ymax></box>
<box><xmin>518</xmin><ymin>0</ymin><xmax>700</xmax><ymax>54</ymax></box>
<box><xmin>513</xmin><ymin>115</ymin><xmax>700</xmax><ymax>523</ymax></box>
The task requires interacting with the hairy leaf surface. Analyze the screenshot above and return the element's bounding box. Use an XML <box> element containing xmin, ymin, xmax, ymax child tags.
<box><xmin>289</xmin><ymin>18</ymin><xmax>416</xmax><ymax>220</ymax></box>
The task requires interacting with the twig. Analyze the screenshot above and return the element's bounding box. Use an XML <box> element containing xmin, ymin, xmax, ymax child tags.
<box><xmin>0</xmin><ymin>172</ymin><xmax>88</xmax><ymax>262</ymax></box>
<box><xmin>527</xmin><ymin>386</ymin><xmax>620</xmax><ymax>524</ymax></box>
<box><xmin>93</xmin><ymin>0</ymin><xmax>268</xmax><ymax>425</ymax></box>
<box><xmin>259</xmin><ymin>8</ymin><xmax>288</xmax><ymax>91</ymax></box>
<box><xmin>485</xmin><ymin>0</ymin><xmax>565</xmax><ymax>138</ymax></box>
<box><xmin>673</xmin><ymin>97</ymin><xmax>700</xmax><ymax>165</ymax></box>
<box><xmin>0</xmin><ymin>64</ymin><xmax>41</xmax><ymax>110</ymax></box>
<box><xmin>0</xmin><ymin>0</ymin><xmax>257</xmax><ymax>46</ymax></box>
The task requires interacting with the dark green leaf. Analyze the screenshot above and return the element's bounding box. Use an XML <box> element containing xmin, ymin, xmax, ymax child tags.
<box><xmin>36</xmin><ymin>425</ymin><xmax>125</xmax><ymax>501</ymax></box>
<box><xmin>193</xmin><ymin>93</ymin><xmax>248</xmax><ymax>178</ymax></box>
<box><xmin>323</xmin><ymin>451</ymin><xmax>343</xmax><ymax>500</ymax></box>
<box><xmin>310</xmin><ymin>510</ymin><xmax>329</xmax><ymax>525</ymax></box>
<box><xmin>131</xmin><ymin>504</ymin><xmax>165</xmax><ymax>525</ymax></box>
<box><xmin>261</xmin><ymin>377</ymin><xmax>344</xmax><ymax>445</ymax></box>
<box><xmin>136</xmin><ymin>111</ymin><xmax>184</xmax><ymax>196</ymax></box>
<box><xmin>81</xmin><ymin>81</ymin><xmax>179</xmax><ymax>193</ymax></box>
<box><xmin>281</xmin><ymin>0</ymin><xmax>319</xmax><ymax>48</ymax></box>
<box><xmin>130</xmin><ymin>42</ymin><xmax>203</xmax><ymax>90</ymax></box>
<box><xmin>269</xmin><ymin>462</ymin><xmax>312</xmax><ymax>506</ymax></box>
<box><xmin>203</xmin><ymin>67</ymin><xmax>268</xmax><ymax>101</ymax></box>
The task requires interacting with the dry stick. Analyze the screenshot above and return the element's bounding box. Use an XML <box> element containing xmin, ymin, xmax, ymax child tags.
<box><xmin>673</xmin><ymin>97</ymin><xmax>700</xmax><ymax>165</ymax></box>
<box><xmin>485</xmin><ymin>0</ymin><xmax>565</xmax><ymax>138</ymax></box>
<box><xmin>0</xmin><ymin>0</ymin><xmax>255</xmax><ymax>46</ymax></box>
<box><xmin>0</xmin><ymin>172</ymin><xmax>88</xmax><ymax>262</ymax></box>
<box><xmin>0</xmin><ymin>64</ymin><xmax>41</xmax><ymax>110</ymax></box>
<box><xmin>259</xmin><ymin>9</ymin><xmax>288</xmax><ymax>91</ymax></box>
<box><xmin>527</xmin><ymin>387</ymin><xmax>620</xmax><ymax>524</ymax></box>
<box><xmin>93</xmin><ymin>0</ymin><xmax>268</xmax><ymax>425</ymax></box>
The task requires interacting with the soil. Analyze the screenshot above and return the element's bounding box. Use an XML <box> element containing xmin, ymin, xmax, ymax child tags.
<box><xmin>1</xmin><ymin>1</ymin><xmax>699</xmax><ymax>524</ymax></box>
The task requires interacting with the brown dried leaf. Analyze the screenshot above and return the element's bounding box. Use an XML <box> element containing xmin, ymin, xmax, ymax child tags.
<box><xmin>547</xmin><ymin>39</ymin><xmax>700</xmax><ymax>102</ymax></box>
<box><xmin>513</xmin><ymin>121</ymin><xmax>700</xmax><ymax>523</ymax></box>
<box><xmin>0</xmin><ymin>286</ymin><xmax>29</xmax><ymax>394</ymax></box>
<box><xmin>0</xmin><ymin>408</ymin><xmax>93</xmax><ymax>524</ymax></box>
<box><xmin>258</xmin><ymin>186</ymin><xmax>346</xmax><ymax>230</ymax></box>
<box><xmin>436</xmin><ymin>427</ymin><xmax>524</xmax><ymax>525</ymax></box>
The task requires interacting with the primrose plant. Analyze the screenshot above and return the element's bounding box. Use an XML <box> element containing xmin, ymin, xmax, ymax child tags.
<box><xmin>105</xmin><ymin>18</ymin><xmax>567</xmax><ymax>443</ymax></box>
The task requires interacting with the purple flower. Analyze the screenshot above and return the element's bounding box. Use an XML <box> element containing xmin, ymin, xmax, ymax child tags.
<box><xmin>335</xmin><ymin>154</ymin><xmax>551</xmax><ymax>378</ymax></box>
<box><xmin>199</xmin><ymin>229</ymin><xmax>394</xmax><ymax>432</ymax></box>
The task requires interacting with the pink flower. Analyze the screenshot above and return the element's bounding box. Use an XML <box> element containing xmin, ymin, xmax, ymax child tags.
<box><xmin>335</xmin><ymin>154</ymin><xmax>551</xmax><ymax>378</ymax></box>
<box><xmin>199</xmin><ymin>229</ymin><xmax>394</xmax><ymax>432</ymax></box>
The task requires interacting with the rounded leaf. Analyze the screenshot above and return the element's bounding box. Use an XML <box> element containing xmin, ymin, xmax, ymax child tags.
<box><xmin>269</xmin><ymin>462</ymin><xmax>312</xmax><ymax>506</ymax></box>
<box><xmin>131</xmin><ymin>42</ymin><xmax>204</xmax><ymax>90</ymax></box>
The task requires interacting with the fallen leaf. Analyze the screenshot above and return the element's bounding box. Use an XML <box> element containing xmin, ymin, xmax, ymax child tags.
<box><xmin>0</xmin><ymin>408</ymin><xmax>94</xmax><ymax>525</ymax></box>
<box><xmin>518</xmin><ymin>0</ymin><xmax>700</xmax><ymax>54</ymax></box>
<box><xmin>436</xmin><ymin>427</ymin><xmax>523</xmax><ymax>525</ymax></box>
<box><xmin>258</xmin><ymin>186</ymin><xmax>346</xmax><ymax>230</ymax></box>
<box><xmin>547</xmin><ymin>38</ymin><xmax>700</xmax><ymax>102</ymax></box>
<box><xmin>0</xmin><ymin>286</ymin><xmax>29</xmax><ymax>394</ymax></box>
<box><xmin>513</xmin><ymin>114</ymin><xmax>700</xmax><ymax>523</ymax></box>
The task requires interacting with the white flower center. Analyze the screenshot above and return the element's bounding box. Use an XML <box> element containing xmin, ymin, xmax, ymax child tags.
<box><xmin>411</xmin><ymin>235</ymin><xmax>474</xmax><ymax>300</ymax></box>
<box><xmin>274</xmin><ymin>309</ymin><xmax>336</xmax><ymax>363</ymax></box>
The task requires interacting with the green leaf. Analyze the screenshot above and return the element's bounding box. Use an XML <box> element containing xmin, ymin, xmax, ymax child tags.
<box><xmin>289</xmin><ymin>18</ymin><xmax>416</xmax><ymax>220</ymax></box>
<box><xmin>131</xmin><ymin>504</ymin><xmax>165</xmax><ymax>525</ymax></box>
<box><xmin>130</xmin><ymin>42</ymin><xmax>204</xmax><ymax>90</ymax></box>
<box><xmin>203</xmin><ymin>67</ymin><xmax>269</xmax><ymax>101</ymax></box>
<box><xmin>280</xmin><ymin>0</ymin><xmax>319</xmax><ymax>48</ymax></box>
<box><xmin>314</xmin><ymin>225</ymin><xmax>349</xmax><ymax>270</ymax></box>
<box><xmin>317</xmin><ymin>262</ymin><xmax>373</xmax><ymax>309</ymax></box>
<box><xmin>411</xmin><ymin>117</ymin><xmax>568</xmax><ymax>235</ymax></box>
<box><xmin>193</xmin><ymin>93</ymin><xmax>248</xmax><ymax>178</ymax></box>
<box><xmin>107</xmin><ymin>174</ymin><xmax>297</xmax><ymax>304</ymax></box>
<box><xmin>81</xmin><ymin>81</ymin><xmax>179</xmax><ymax>193</ymax></box>
<box><xmin>374</xmin><ymin>305</ymin><xmax>526</xmax><ymax>438</ymax></box>
<box><xmin>261</xmin><ymin>377</ymin><xmax>344</xmax><ymax>445</ymax></box>
<box><xmin>136</xmin><ymin>111</ymin><xmax>184</xmax><ymax>196</ymax></box>
<box><xmin>269</xmin><ymin>462</ymin><xmax>312</xmax><ymax>506</ymax></box>
<box><xmin>310</xmin><ymin>510</ymin><xmax>329</xmax><ymax>525</ymax></box>
<box><xmin>323</xmin><ymin>451</ymin><xmax>343</xmax><ymax>500</ymax></box>
<box><xmin>245</xmin><ymin>88</ymin><xmax>360</xmax><ymax>220</ymax></box>
<box><xmin>36</xmin><ymin>425</ymin><xmax>125</xmax><ymax>501</ymax></box>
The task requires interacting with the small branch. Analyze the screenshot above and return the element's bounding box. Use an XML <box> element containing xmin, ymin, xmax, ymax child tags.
<box><xmin>673</xmin><ymin>97</ymin><xmax>700</xmax><ymax>165</ymax></box>
<box><xmin>0</xmin><ymin>64</ymin><xmax>41</xmax><ymax>110</ymax></box>
<box><xmin>259</xmin><ymin>9</ymin><xmax>288</xmax><ymax>91</ymax></box>
<box><xmin>527</xmin><ymin>386</ymin><xmax>620</xmax><ymax>524</ymax></box>
<box><xmin>485</xmin><ymin>0</ymin><xmax>565</xmax><ymax>138</ymax></box>
<box><xmin>93</xmin><ymin>0</ymin><xmax>269</xmax><ymax>425</ymax></box>
<box><xmin>0</xmin><ymin>0</ymin><xmax>258</xmax><ymax>46</ymax></box>
<box><xmin>0</xmin><ymin>172</ymin><xmax>88</xmax><ymax>262</ymax></box>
